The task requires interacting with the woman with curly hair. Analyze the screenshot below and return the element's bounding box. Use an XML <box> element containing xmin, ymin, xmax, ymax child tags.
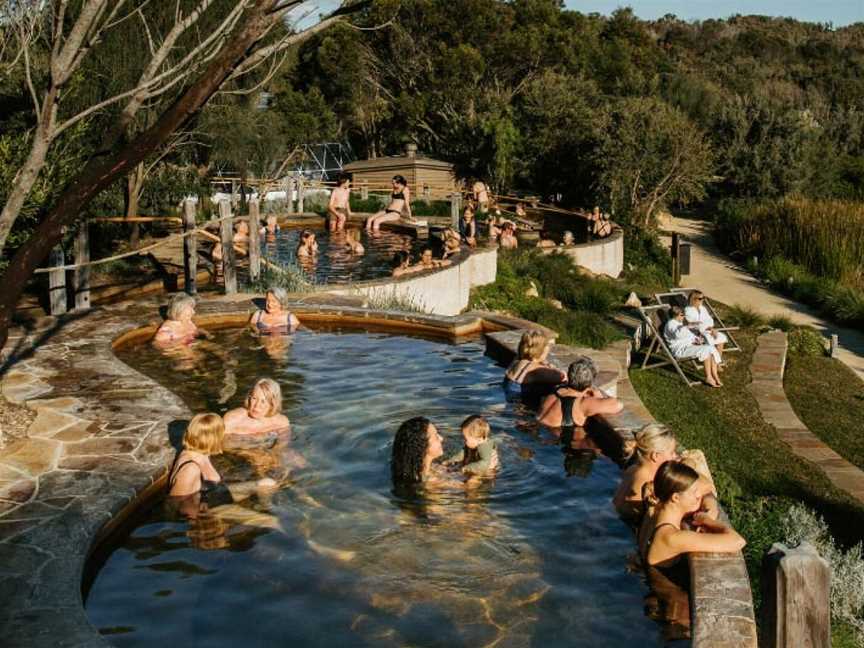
<box><xmin>391</xmin><ymin>416</ymin><xmax>444</xmax><ymax>485</ymax></box>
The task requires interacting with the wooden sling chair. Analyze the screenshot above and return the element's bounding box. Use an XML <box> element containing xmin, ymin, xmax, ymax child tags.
<box><xmin>654</xmin><ymin>289</ymin><xmax>741</xmax><ymax>353</ymax></box>
<box><xmin>635</xmin><ymin>304</ymin><xmax>702</xmax><ymax>387</ymax></box>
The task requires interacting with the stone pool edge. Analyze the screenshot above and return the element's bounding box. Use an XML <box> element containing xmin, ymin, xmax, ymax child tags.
<box><xmin>0</xmin><ymin>298</ymin><xmax>755</xmax><ymax>647</ymax></box>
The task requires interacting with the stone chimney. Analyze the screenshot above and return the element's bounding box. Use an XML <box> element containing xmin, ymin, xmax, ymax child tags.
<box><xmin>405</xmin><ymin>143</ymin><xmax>417</xmax><ymax>159</ymax></box>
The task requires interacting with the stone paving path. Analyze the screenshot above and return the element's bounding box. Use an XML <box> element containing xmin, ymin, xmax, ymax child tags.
<box><xmin>749</xmin><ymin>331</ymin><xmax>864</xmax><ymax>504</ymax></box>
<box><xmin>663</xmin><ymin>216</ymin><xmax>864</xmax><ymax>385</ymax></box>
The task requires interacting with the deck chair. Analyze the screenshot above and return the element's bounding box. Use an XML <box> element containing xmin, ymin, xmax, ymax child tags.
<box><xmin>635</xmin><ymin>304</ymin><xmax>702</xmax><ymax>387</ymax></box>
<box><xmin>654</xmin><ymin>289</ymin><xmax>741</xmax><ymax>353</ymax></box>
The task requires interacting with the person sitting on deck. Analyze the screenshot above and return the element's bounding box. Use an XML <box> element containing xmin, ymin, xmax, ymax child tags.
<box><xmin>639</xmin><ymin>461</ymin><xmax>744</xmax><ymax>578</ymax></box>
<box><xmin>328</xmin><ymin>173</ymin><xmax>353</xmax><ymax>233</ymax></box>
<box><xmin>663</xmin><ymin>306</ymin><xmax>722</xmax><ymax>388</ymax></box>
<box><xmin>502</xmin><ymin>330</ymin><xmax>566</xmax><ymax>400</ymax></box>
<box><xmin>296</xmin><ymin>229</ymin><xmax>318</xmax><ymax>259</ymax></box>
<box><xmin>537</xmin><ymin>357</ymin><xmax>623</xmax><ymax>429</ymax></box>
<box><xmin>154</xmin><ymin>294</ymin><xmax>209</xmax><ymax>347</ymax></box>
<box><xmin>499</xmin><ymin>221</ymin><xmax>518</xmax><ymax>249</ymax></box>
<box><xmin>366</xmin><ymin>175</ymin><xmax>413</xmax><ymax>232</ymax></box>
<box><xmin>472</xmin><ymin>179</ymin><xmax>490</xmax><ymax>216</ymax></box>
<box><xmin>459</xmin><ymin>206</ymin><xmax>477</xmax><ymax>248</ymax></box>
<box><xmin>684</xmin><ymin>291</ymin><xmax>727</xmax><ymax>362</ymax></box>
<box><xmin>613</xmin><ymin>424</ymin><xmax>718</xmax><ymax>524</ymax></box>
<box><xmin>588</xmin><ymin>206</ymin><xmax>612</xmax><ymax>239</ymax></box>
<box><xmin>224</xmin><ymin>378</ymin><xmax>291</xmax><ymax>437</ymax></box>
<box><xmin>444</xmin><ymin>415</ymin><xmax>499</xmax><ymax>476</ymax></box>
<box><xmin>249</xmin><ymin>286</ymin><xmax>300</xmax><ymax>333</ymax></box>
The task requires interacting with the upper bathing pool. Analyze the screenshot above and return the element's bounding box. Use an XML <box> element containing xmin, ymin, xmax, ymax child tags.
<box><xmin>86</xmin><ymin>327</ymin><xmax>679</xmax><ymax>647</ymax></box>
<box><xmin>262</xmin><ymin>226</ymin><xmax>426</xmax><ymax>284</ymax></box>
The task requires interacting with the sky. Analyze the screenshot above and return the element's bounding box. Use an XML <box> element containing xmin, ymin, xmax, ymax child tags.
<box><xmin>564</xmin><ymin>1</ymin><xmax>864</xmax><ymax>27</ymax></box>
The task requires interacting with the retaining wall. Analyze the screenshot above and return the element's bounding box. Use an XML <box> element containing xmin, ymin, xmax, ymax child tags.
<box><xmin>542</xmin><ymin>227</ymin><xmax>624</xmax><ymax>278</ymax></box>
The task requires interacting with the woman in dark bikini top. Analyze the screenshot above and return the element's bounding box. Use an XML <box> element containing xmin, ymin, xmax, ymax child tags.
<box><xmin>536</xmin><ymin>357</ymin><xmax>623</xmax><ymax>428</ymax></box>
<box><xmin>366</xmin><ymin>175</ymin><xmax>413</xmax><ymax>232</ymax></box>
<box><xmin>168</xmin><ymin>414</ymin><xmax>232</xmax><ymax>506</ymax></box>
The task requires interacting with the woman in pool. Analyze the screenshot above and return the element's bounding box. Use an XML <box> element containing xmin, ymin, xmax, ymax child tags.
<box><xmin>391</xmin><ymin>416</ymin><xmax>444</xmax><ymax>485</ymax></box>
<box><xmin>296</xmin><ymin>229</ymin><xmax>318</xmax><ymax>259</ymax></box>
<box><xmin>366</xmin><ymin>175</ymin><xmax>413</xmax><ymax>232</ymax></box>
<box><xmin>168</xmin><ymin>412</ymin><xmax>226</xmax><ymax>498</ymax></box>
<box><xmin>502</xmin><ymin>330</ymin><xmax>566</xmax><ymax>400</ymax></box>
<box><xmin>537</xmin><ymin>356</ymin><xmax>623</xmax><ymax>428</ymax></box>
<box><xmin>589</xmin><ymin>206</ymin><xmax>613</xmax><ymax>239</ymax></box>
<box><xmin>459</xmin><ymin>206</ymin><xmax>477</xmax><ymax>247</ymax></box>
<box><xmin>560</xmin><ymin>230</ymin><xmax>575</xmax><ymax>246</ymax></box>
<box><xmin>224</xmin><ymin>378</ymin><xmax>291</xmax><ymax>437</ymax></box>
<box><xmin>413</xmin><ymin>246</ymin><xmax>451</xmax><ymax>271</ymax></box>
<box><xmin>234</xmin><ymin>220</ymin><xmax>250</xmax><ymax>247</ymax></box>
<box><xmin>154</xmin><ymin>294</ymin><xmax>209</xmax><ymax>347</ymax></box>
<box><xmin>249</xmin><ymin>286</ymin><xmax>300</xmax><ymax>332</ymax></box>
<box><xmin>640</xmin><ymin>461</ymin><xmax>744</xmax><ymax>572</ymax></box>
<box><xmin>391</xmin><ymin>250</ymin><xmax>412</xmax><ymax>277</ymax></box>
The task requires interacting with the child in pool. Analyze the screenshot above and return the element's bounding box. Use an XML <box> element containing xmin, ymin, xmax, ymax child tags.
<box><xmin>444</xmin><ymin>415</ymin><xmax>499</xmax><ymax>476</ymax></box>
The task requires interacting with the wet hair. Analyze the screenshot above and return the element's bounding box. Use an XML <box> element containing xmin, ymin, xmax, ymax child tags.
<box><xmin>517</xmin><ymin>330</ymin><xmax>550</xmax><ymax>361</ymax></box>
<box><xmin>688</xmin><ymin>290</ymin><xmax>705</xmax><ymax>306</ymax></box>
<box><xmin>391</xmin><ymin>250</ymin><xmax>410</xmax><ymax>269</ymax></box>
<box><xmin>245</xmin><ymin>378</ymin><xmax>282</xmax><ymax>417</ymax></box>
<box><xmin>392</xmin><ymin>175</ymin><xmax>407</xmax><ymax>187</ymax></box>
<box><xmin>623</xmin><ymin>423</ymin><xmax>676</xmax><ymax>463</ymax></box>
<box><xmin>266</xmin><ymin>286</ymin><xmax>289</xmax><ymax>309</ymax></box>
<box><xmin>183</xmin><ymin>413</ymin><xmax>224</xmax><ymax>455</ymax></box>
<box><xmin>420</xmin><ymin>246</ymin><xmax>434</xmax><ymax>258</ymax></box>
<box><xmin>391</xmin><ymin>417</ymin><xmax>432</xmax><ymax>484</ymax></box>
<box><xmin>566</xmin><ymin>356</ymin><xmax>598</xmax><ymax>391</ymax></box>
<box><xmin>653</xmin><ymin>461</ymin><xmax>699</xmax><ymax>503</ymax></box>
<box><xmin>299</xmin><ymin>229</ymin><xmax>315</xmax><ymax>244</ymax></box>
<box><xmin>336</xmin><ymin>172</ymin><xmax>351</xmax><ymax>186</ymax></box>
<box><xmin>461</xmin><ymin>415</ymin><xmax>490</xmax><ymax>441</ymax></box>
<box><xmin>167</xmin><ymin>293</ymin><xmax>196</xmax><ymax>321</ymax></box>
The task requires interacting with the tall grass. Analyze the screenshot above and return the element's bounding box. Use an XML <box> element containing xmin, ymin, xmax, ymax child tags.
<box><xmin>716</xmin><ymin>196</ymin><xmax>864</xmax><ymax>289</ymax></box>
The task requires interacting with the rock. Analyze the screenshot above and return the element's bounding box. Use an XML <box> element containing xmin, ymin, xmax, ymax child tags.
<box><xmin>548</xmin><ymin>299</ymin><xmax>564</xmax><ymax>310</ymax></box>
<box><xmin>524</xmin><ymin>281</ymin><xmax>539</xmax><ymax>298</ymax></box>
<box><xmin>624</xmin><ymin>292</ymin><xmax>643</xmax><ymax>308</ymax></box>
<box><xmin>575</xmin><ymin>266</ymin><xmax>596</xmax><ymax>278</ymax></box>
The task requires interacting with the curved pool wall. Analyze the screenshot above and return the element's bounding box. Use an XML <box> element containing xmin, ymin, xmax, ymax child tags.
<box><xmin>0</xmin><ymin>298</ymin><xmax>755</xmax><ymax>647</ymax></box>
<box><xmin>540</xmin><ymin>226</ymin><xmax>624</xmax><ymax>279</ymax></box>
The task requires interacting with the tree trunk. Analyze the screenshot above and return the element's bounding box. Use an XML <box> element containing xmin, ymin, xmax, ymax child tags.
<box><xmin>125</xmin><ymin>162</ymin><xmax>145</xmax><ymax>247</ymax></box>
<box><xmin>0</xmin><ymin>3</ymin><xmax>281</xmax><ymax>348</ymax></box>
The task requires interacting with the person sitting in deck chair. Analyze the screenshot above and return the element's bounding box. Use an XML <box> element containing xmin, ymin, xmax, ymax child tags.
<box><xmin>663</xmin><ymin>306</ymin><xmax>722</xmax><ymax>388</ymax></box>
<box><xmin>684</xmin><ymin>291</ymin><xmax>727</xmax><ymax>363</ymax></box>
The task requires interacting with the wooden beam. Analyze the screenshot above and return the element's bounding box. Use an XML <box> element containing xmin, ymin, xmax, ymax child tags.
<box><xmin>219</xmin><ymin>200</ymin><xmax>237</xmax><ymax>294</ymax></box>
<box><xmin>248</xmin><ymin>198</ymin><xmax>261</xmax><ymax>283</ymax></box>
<box><xmin>183</xmin><ymin>199</ymin><xmax>197</xmax><ymax>295</ymax></box>
<box><xmin>48</xmin><ymin>245</ymin><xmax>66</xmax><ymax>316</ymax></box>
<box><xmin>73</xmin><ymin>223</ymin><xmax>90</xmax><ymax>311</ymax></box>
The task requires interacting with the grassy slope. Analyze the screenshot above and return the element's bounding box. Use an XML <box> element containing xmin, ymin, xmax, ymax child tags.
<box><xmin>786</xmin><ymin>352</ymin><xmax>864</xmax><ymax>472</ymax></box>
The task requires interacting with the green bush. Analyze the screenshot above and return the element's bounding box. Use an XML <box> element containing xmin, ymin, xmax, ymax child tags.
<box><xmin>767</xmin><ymin>315</ymin><xmax>793</xmax><ymax>331</ymax></box>
<box><xmin>787</xmin><ymin>327</ymin><xmax>826</xmax><ymax>357</ymax></box>
<box><xmin>724</xmin><ymin>304</ymin><xmax>766</xmax><ymax>328</ymax></box>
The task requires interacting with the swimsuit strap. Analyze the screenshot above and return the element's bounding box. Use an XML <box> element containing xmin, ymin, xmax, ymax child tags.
<box><xmin>556</xmin><ymin>390</ymin><xmax>578</xmax><ymax>428</ymax></box>
<box><xmin>512</xmin><ymin>360</ymin><xmax>534</xmax><ymax>383</ymax></box>
<box><xmin>169</xmin><ymin>458</ymin><xmax>202</xmax><ymax>489</ymax></box>
<box><xmin>647</xmin><ymin>522</ymin><xmax>680</xmax><ymax>549</ymax></box>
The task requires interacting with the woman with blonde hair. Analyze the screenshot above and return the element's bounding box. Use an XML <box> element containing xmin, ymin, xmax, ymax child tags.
<box><xmin>685</xmin><ymin>291</ymin><xmax>727</xmax><ymax>361</ymax></box>
<box><xmin>168</xmin><ymin>413</ymin><xmax>226</xmax><ymax>497</ymax></box>
<box><xmin>502</xmin><ymin>330</ymin><xmax>566</xmax><ymax>399</ymax></box>
<box><xmin>639</xmin><ymin>461</ymin><xmax>745</xmax><ymax>574</ymax></box>
<box><xmin>224</xmin><ymin>378</ymin><xmax>291</xmax><ymax>436</ymax></box>
<box><xmin>154</xmin><ymin>293</ymin><xmax>207</xmax><ymax>347</ymax></box>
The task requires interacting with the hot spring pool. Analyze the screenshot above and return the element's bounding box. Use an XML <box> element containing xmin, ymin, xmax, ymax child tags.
<box><xmin>86</xmin><ymin>328</ymin><xmax>679</xmax><ymax>647</ymax></box>
<box><xmin>263</xmin><ymin>227</ymin><xmax>426</xmax><ymax>284</ymax></box>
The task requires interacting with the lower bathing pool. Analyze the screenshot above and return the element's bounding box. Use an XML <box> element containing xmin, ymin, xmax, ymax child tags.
<box><xmin>86</xmin><ymin>328</ymin><xmax>684</xmax><ymax>647</ymax></box>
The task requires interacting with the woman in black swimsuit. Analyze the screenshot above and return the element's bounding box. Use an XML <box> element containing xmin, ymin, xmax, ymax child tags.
<box><xmin>366</xmin><ymin>175</ymin><xmax>412</xmax><ymax>232</ymax></box>
<box><xmin>639</xmin><ymin>461</ymin><xmax>745</xmax><ymax>573</ymax></box>
<box><xmin>168</xmin><ymin>413</ymin><xmax>227</xmax><ymax>499</ymax></box>
<box><xmin>536</xmin><ymin>357</ymin><xmax>623</xmax><ymax>429</ymax></box>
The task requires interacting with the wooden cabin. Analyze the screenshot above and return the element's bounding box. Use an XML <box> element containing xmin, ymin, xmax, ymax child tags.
<box><xmin>343</xmin><ymin>144</ymin><xmax>457</xmax><ymax>199</ymax></box>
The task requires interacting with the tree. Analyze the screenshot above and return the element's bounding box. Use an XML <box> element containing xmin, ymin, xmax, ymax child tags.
<box><xmin>597</xmin><ymin>97</ymin><xmax>714</xmax><ymax>226</ymax></box>
<box><xmin>0</xmin><ymin>0</ymin><xmax>363</xmax><ymax>346</ymax></box>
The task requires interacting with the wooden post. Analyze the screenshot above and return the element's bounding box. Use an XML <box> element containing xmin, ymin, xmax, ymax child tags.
<box><xmin>450</xmin><ymin>192</ymin><xmax>461</xmax><ymax>230</ymax></box>
<box><xmin>284</xmin><ymin>177</ymin><xmax>295</xmax><ymax>214</ymax></box>
<box><xmin>360</xmin><ymin>182</ymin><xmax>369</xmax><ymax>201</ymax></box>
<box><xmin>297</xmin><ymin>174</ymin><xmax>305</xmax><ymax>214</ymax></box>
<box><xmin>219</xmin><ymin>199</ymin><xmax>237</xmax><ymax>294</ymax></box>
<box><xmin>671</xmin><ymin>232</ymin><xmax>681</xmax><ymax>287</ymax></box>
<box><xmin>48</xmin><ymin>245</ymin><xmax>66</xmax><ymax>316</ymax></box>
<box><xmin>761</xmin><ymin>542</ymin><xmax>831</xmax><ymax>648</ymax></box>
<box><xmin>183</xmin><ymin>199</ymin><xmax>197</xmax><ymax>295</ymax></box>
<box><xmin>829</xmin><ymin>334</ymin><xmax>839</xmax><ymax>358</ymax></box>
<box><xmin>248</xmin><ymin>198</ymin><xmax>261</xmax><ymax>283</ymax></box>
<box><xmin>73</xmin><ymin>223</ymin><xmax>90</xmax><ymax>311</ymax></box>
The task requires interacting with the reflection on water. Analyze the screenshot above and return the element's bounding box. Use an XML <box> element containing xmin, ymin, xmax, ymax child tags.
<box><xmin>87</xmin><ymin>330</ymin><xmax>683</xmax><ymax>647</ymax></box>
<box><xmin>265</xmin><ymin>228</ymin><xmax>426</xmax><ymax>284</ymax></box>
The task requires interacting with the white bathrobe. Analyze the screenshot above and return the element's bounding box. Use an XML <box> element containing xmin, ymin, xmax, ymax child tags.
<box><xmin>664</xmin><ymin>318</ymin><xmax>721</xmax><ymax>363</ymax></box>
<box><xmin>685</xmin><ymin>304</ymin><xmax>728</xmax><ymax>346</ymax></box>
